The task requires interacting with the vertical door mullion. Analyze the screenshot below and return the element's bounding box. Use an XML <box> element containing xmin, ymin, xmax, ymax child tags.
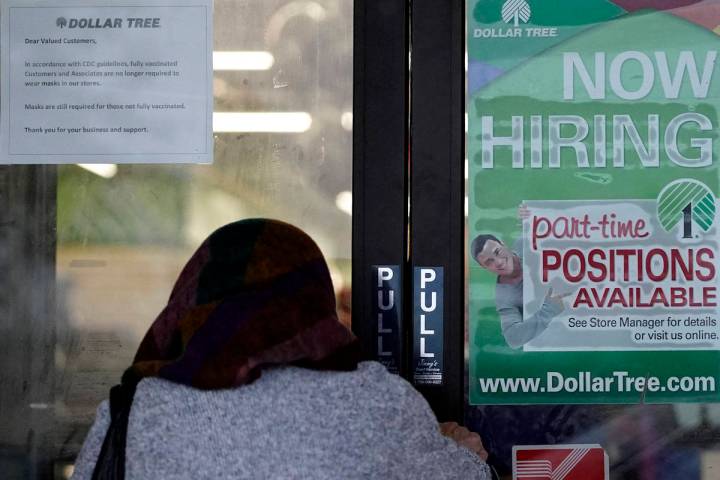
<box><xmin>409</xmin><ymin>0</ymin><xmax>465</xmax><ymax>421</ymax></box>
<box><xmin>352</xmin><ymin>1</ymin><xmax>409</xmax><ymax>375</ymax></box>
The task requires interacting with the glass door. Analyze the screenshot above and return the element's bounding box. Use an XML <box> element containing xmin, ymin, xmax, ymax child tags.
<box><xmin>0</xmin><ymin>1</ymin><xmax>354</xmax><ymax>477</ymax></box>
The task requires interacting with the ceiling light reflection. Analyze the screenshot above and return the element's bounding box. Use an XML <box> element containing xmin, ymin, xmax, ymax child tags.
<box><xmin>341</xmin><ymin>111</ymin><xmax>353</xmax><ymax>131</ymax></box>
<box><xmin>77</xmin><ymin>164</ymin><xmax>117</xmax><ymax>178</ymax></box>
<box><xmin>335</xmin><ymin>191</ymin><xmax>352</xmax><ymax>216</ymax></box>
<box><xmin>213</xmin><ymin>51</ymin><xmax>275</xmax><ymax>71</ymax></box>
<box><xmin>213</xmin><ymin>112</ymin><xmax>312</xmax><ymax>133</ymax></box>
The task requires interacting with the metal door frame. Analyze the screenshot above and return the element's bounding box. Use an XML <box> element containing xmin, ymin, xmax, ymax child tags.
<box><xmin>352</xmin><ymin>0</ymin><xmax>465</xmax><ymax>422</ymax></box>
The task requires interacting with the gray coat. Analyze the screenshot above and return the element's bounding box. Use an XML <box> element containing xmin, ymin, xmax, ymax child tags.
<box><xmin>72</xmin><ymin>361</ymin><xmax>491</xmax><ymax>479</ymax></box>
<box><xmin>496</xmin><ymin>240</ymin><xmax>562</xmax><ymax>348</ymax></box>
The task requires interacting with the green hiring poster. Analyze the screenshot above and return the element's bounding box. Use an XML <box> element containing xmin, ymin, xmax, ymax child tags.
<box><xmin>467</xmin><ymin>0</ymin><xmax>720</xmax><ymax>404</ymax></box>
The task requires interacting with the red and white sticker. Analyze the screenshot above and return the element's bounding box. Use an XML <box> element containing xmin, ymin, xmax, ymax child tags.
<box><xmin>512</xmin><ymin>444</ymin><xmax>609</xmax><ymax>480</ymax></box>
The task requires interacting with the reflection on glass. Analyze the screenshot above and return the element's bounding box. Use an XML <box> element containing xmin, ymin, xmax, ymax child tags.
<box><xmin>0</xmin><ymin>1</ymin><xmax>353</xmax><ymax>477</ymax></box>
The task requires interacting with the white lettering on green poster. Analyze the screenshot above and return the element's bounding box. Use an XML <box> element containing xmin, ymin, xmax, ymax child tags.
<box><xmin>467</xmin><ymin>0</ymin><xmax>720</xmax><ymax>403</ymax></box>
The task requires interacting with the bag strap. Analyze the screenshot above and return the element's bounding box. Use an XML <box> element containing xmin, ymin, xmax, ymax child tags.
<box><xmin>91</xmin><ymin>374</ymin><xmax>139</xmax><ymax>480</ymax></box>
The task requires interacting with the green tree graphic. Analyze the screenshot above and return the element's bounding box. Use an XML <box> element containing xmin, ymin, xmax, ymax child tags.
<box><xmin>657</xmin><ymin>179</ymin><xmax>716</xmax><ymax>238</ymax></box>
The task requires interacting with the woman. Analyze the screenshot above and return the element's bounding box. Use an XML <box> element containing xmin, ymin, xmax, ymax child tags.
<box><xmin>72</xmin><ymin>219</ymin><xmax>490</xmax><ymax>479</ymax></box>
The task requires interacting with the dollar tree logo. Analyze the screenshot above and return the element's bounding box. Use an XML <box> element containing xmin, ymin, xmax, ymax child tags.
<box><xmin>502</xmin><ymin>0</ymin><xmax>531</xmax><ymax>27</ymax></box>
<box><xmin>657</xmin><ymin>179</ymin><xmax>716</xmax><ymax>239</ymax></box>
<box><xmin>56</xmin><ymin>17</ymin><xmax>67</xmax><ymax>28</ymax></box>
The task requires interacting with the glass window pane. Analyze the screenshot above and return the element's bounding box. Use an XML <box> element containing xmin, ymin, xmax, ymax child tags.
<box><xmin>0</xmin><ymin>1</ymin><xmax>353</xmax><ymax>477</ymax></box>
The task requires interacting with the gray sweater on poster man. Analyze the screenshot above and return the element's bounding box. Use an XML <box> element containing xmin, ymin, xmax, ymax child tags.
<box><xmin>72</xmin><ymin>361</ymin><xmax>491</xmax><ymax>480</ymax></box>
<box><xmin>496</xmin><ymin>240</ymin><xmax>563</xmax><ymax>349</ymax></box>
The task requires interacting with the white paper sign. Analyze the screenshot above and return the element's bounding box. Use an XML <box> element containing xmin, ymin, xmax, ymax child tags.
<box><xmin>1</xmin><ymin>0</ymin><xmax>213</xmax><ymax>164</ymax></box>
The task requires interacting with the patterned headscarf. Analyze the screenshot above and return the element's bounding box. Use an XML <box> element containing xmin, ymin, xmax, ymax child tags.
<box><xmin>92</xmin><ymin>219</ymin><xmax>362</xmax><ymax>479</ymax></box>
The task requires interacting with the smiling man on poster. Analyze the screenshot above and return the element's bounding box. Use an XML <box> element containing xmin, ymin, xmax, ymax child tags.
<box><xmin>471</xmin><ymin>233</ymin><xmax>570</xmax><ymax>348</ymax></box>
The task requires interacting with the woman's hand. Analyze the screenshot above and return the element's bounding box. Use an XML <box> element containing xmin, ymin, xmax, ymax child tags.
<box><xmin>439</xmin><ymin>422</ymin><xmax>489</xmax><ymax>461</ymax></box>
